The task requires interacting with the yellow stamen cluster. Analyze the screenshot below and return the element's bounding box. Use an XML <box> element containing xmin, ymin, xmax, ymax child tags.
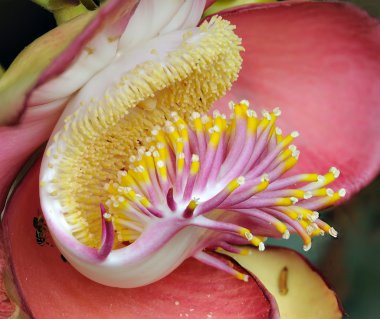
<box><xmin>41</xmin><ymin>16</ymin><xmax>243</xmax><ymax>247</ymax></box>
<box><xmin>104</xmin><ymin>101</ymin><xmax>343</xmax><ymax>252</ymax></box>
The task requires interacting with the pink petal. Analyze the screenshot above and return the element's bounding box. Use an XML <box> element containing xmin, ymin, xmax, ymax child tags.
<box><xmin>2</xmin><ymin>159</ymin><xmax>279</xmax><ymax>319</ymax></box>
<box><xmin>215</xmin><ymin>1</ymin><xmax>380</xmax><ymax>198</ymax></box>
<box><xmin>0</xmin><ymin>230</ymin><xmax>15</xmax><ymax>318</ymax></box>
<box><xmin>0</xmin><ymin>105</ymin><xmax>62</xmax><ymax>209</ymax></box>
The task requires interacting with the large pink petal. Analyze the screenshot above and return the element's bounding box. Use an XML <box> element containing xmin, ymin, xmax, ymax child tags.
<box><xmin>215</xmin><ymin>1</ymin><xmax>380</xmax><ymax>198</ymax></box>
<box><xmin>2</xmin><ymin>158</ymin><xmax>279</xmax><ymax>319</ymax></box>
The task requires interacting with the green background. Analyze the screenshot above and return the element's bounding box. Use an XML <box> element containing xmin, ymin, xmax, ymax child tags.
<box><xmin>0</xmin><ymin>1</ymin><xmax>379</xmax><ymax>318</ymax></box>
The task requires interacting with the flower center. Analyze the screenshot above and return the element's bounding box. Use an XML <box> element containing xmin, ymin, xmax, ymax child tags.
<box><xmin>40</xmin><ymin>16</ymin><xmax>242</xmax><ymax>248</ymax></box>
<box><xmin>106</xmin><ymin>101</ymin><xmax>343</xmax><ymax>261</ymax></box>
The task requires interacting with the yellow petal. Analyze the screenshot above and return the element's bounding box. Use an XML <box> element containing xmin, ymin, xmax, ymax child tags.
<box><xmin>227</xmin><ymin>247</ymin><xmax>343</xmax><ymax>319</ymax></box>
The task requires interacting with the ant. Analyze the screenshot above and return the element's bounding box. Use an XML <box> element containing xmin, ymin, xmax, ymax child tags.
<box><xmin>33</xmin><ymin>215</ymin><xmax>47</xmax><ymax>246</ymax></box>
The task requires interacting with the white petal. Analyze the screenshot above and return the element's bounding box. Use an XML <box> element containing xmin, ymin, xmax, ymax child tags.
<box><xmin>160</xmin><ymin>0</ymin><xmax>206</xmax><ymax>35</ymax></box>
<box><xmin>118</xmin><ymin>0</ymin><xmax>184</xmax><ymax>50</ymax></box>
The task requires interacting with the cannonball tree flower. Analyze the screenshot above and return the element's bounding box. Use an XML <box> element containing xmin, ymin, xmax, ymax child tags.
<box><xmin>1</xmin><ymin>0</ymin><xmax>380</xmax><ymax>318</ymax></box>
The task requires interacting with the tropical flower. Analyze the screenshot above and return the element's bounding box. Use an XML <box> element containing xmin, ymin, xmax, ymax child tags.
<box><xmin>1</xmin><ymin>0</ymin><xmax>380</xmax><ymax>318</ymax></box>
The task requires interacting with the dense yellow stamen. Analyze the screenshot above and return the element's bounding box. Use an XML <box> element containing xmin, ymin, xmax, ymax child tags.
<box><xmin>41</xmin><ymin>16</ymin><xmax>243</xmax><ymax>247</ymax></box>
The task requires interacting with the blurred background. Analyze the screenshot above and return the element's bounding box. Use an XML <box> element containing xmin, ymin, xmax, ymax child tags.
<box><xmin>0</xmin><ymin>0</ymin><xmax>379</xmax><ymax>318</ymax></box>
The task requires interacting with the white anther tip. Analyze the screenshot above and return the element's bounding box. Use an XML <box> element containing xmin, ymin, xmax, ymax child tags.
<box><xmin>191</xmin><ymin>112</ymin><xmax>200</xmax><ymax>120</ymax></box>
<box><xmin>303</xmin><ymin>243</ymin><xmax>312</xmax><ymax>251</ymax></box>
<box><xmin>275</xmin><ymin>127</ymin><xmax>283</xmax><ymax>135</ymax></box>
<box><xmin>291</xmin><ymin>131</ymin><xmax>300</xmax><ymax>138</ymax></box>
<box><xmin>201</xmin><ymin>115</ymin><xmax>210</xmax><ymax>124</ymax></box>
<box><xmin>245</xmin><ymin>232</ymin><xmax>253</xmax><ymax>241</ymax></box>
<box><xmin>258</xmin><ymin>242</ymin><xmax>265</xmax><ymax>251</ymax></box>
<box><xmin>317</xmin><ymin>175</ymin><xmax>325</xmax><ymax>182</ymax></box>
<box><xmin>261</xmin><ymin>110</ymin><xmax>271</xmax><ymax>120</ymax></box>
<box><xmin>213</xmin><ymin>125</ymin><xmax>221</xmax><ymax>133</ymax></box>
<box><xmin>261</xmin><ymin>173</ymin><xmax>270</xmax><ymax>182</ymax></box>
<box><xmin>228</xmin><ymin>101</ymin><xmax>235</xmax><ymax>110</ymax></box>
<box><xmin>304</xmin><ymin>191</ymin><xmax>313</xmax><ymax>199</ymax></box>
<box><xmin>339</xmin><ymin>188</ymin><xmax>346</xmax><ymax>197</ymax></box>
<box><xmin>129</xmin><ymin>155</ymin><xmax>136</xmax><ymax>163</ymax></box>
<box><xmin>329</xmin><ymin>167</ymin><xmax>340</xmax><ymax>178</ymax></box>
<box><xmin>329</xmin><ymin>227</ymin><xmax>338</xmax><ymax>238</ymax></box>
<box><xmin>237</xmin><ymin>176</ymin><xmax>246</xmax><ymax>185</ymax></box>
<box><xmin>326</xmin><ymin>188</ymin><xmax>334</xmax><ymax>197</ymax></box>
<box><xmin>191</xmin><ymin>154</ymin><xmax>199</xmax><ymax>162</ymax></box>
<box><xmin>290</xmin><ymin>197</ymin><xmax>298</xmax><ymax>204</ymax></box>
<box><xmin>213</xmin><ymin>110</ymin><xmax>221</xmax><ymax>118</ymax></box>
<box><xmin>273</xmin><ymin>107</ymin><xmax>282</xmax><ymax>116</ymax></box>
<box><xmin>246</xmin><ymin>109</ymin><xmax>257</xmax><ymax>118</ymax></box>
<box><xmin>103</xmin><ymin>213</ymin><xmax>112</xmax><ymax>220</ymax></box>
<box><xmin>240</xmin><ymin>99</ymin><xmax>250</xmax><ymax>106</ymax></box>
<box><xmin>152</xmin><ymin>150</ymin><xmax>160</xmax><ymax>158</ymax></box>
<box><xmin>292</xmin><ymin>150</ymin><xmax>300</xmax><ymax>159</ymax></box>
<box><xmin>282</xmin><ymin>230</ymin><xmax>290</xmax><ymax>239</ymax></box>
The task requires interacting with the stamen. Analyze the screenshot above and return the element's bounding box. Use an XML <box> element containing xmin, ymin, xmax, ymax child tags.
<box><xmin>102</xmin><ymin>104</ymin><xmax>342</xmax><ymax>261</ymax></box>
<box><xmin>42</xmin><ymin>98</ymin><xmax>343</xmax><ymax>281</ymax></box>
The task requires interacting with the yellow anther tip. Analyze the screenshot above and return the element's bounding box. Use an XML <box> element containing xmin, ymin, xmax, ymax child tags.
<box><xmin>235</xmin><ymin>272</ymin><xmax>249</xmax><ymax>282</ymax></box>
<box><xmin>239</xmin><ymin>248</ymin><xmax>252</xmax><ymax>256</ymax></box>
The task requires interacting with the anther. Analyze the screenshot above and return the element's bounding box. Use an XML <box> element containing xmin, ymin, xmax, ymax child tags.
<box><xmin>191</xmin><ymin>154</ymin><xmax>199</xmax><ymax>162</ymax></box>
<box><xmin>303</xmin><ymin>243</ymin><xmax>312</xmax><ymax>251</ymax></box>
<box><xmin>282</xmin><ymin>230</ymin><xmax>290</xmax><ymax>239</ymax></box>
<box><xmin>317</xmin><ymin>175</ymin><xmax>325</xmax><ymax>182</ymax></box>
<box><xmin>329</xmin><ymin>227</ymin><xmax>338</xmax><ymax>238</ymax></box>
<box><xmin>329</xmin><ymin>167</ymin><xmax>340</xmax><ymax>178</ymax></box>
<box><xmin>262</xmin><ymin>110</ymin><xmax>271</xmax><ymax>120</ymax></box>
<box><xmin>213</xmin><ymin>110</ymin><xmax>221</xmax><ymax>118</ymax></box>
<box><xmin>339</xmin><ymin>188</ymin><xmax>346</xmax><ymax>197</ymax></box>
<box><xmin>273</xmin><ymin>107</ymin><xmax>282</xmax><ymax>116</ymax></box>
<box><xmin>244</xmin><ymin>231</ymin><xmax>254</xmax><ymax>241</ymax></box>
<box><xmin>190</xmin><ymin>112</ymin><xmax>200</xmax><ymax>120</ymax></box>
<box><xmin>246</xmin><ymin>109</ymin><xmax>257</xmax><ymax>118</ymax></box>
<box><xmin>240</xmin><ymin>100</ymin><xmax>250</xmax><ymax>106</ymax></box>
<box><xmin>304</xmin><ymin>191</ymin><xmax>313</xmax><ymax>199</ymax></box>
<box><xmin>290</xmin><ymin>131</ymin><xmax>300</xmax><ymax>138</ymax></box>
<box><xmin>237</xmin><ymin>176</ymin><xmax>246</xmax><ymax>185</ymax></box>
<box><xmin>103</xmin><ymin>212</ymin><xmax>112</xmax><ymax>222</ymax></box>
